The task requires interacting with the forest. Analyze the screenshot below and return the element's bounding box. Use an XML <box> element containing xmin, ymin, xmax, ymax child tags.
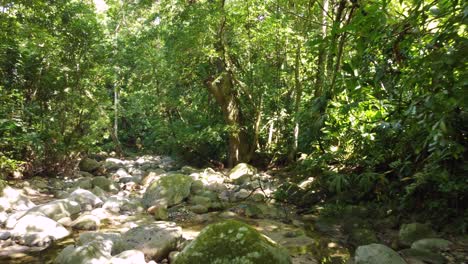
<box><xmin>0</xmin><ymin>0</ymin><xmax>466</xmax><ymax>263</ymax></box>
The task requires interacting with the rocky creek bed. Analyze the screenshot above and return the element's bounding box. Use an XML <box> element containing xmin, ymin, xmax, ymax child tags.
<box><xmin>0</xmin><ymin>155</ymin><xmax>466</xmax><ymax>264</ymax></box>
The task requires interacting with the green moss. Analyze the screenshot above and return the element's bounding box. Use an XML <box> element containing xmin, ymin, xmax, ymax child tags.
<box><xmin>173</xmin><ymin>220</ymin><xmax>292</xmax><ymax>264</ymax></box>
<box><xmin>142</xmin><ymin>174</ymin><xmax>193</xmax><ymax>208</ymax></box>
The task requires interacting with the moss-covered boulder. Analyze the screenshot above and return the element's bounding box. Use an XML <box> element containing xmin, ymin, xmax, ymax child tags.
<box><xmin>79</xmin><ymin>158</ymin><xmax>102</xmax><ymax>173</ymax></box>
<box><xmin>142</xmin><ymin>174</ymin><xmax>193</xmax><ymax>208</ymax></box>
<box><xmin>173</xmin><ymin>220</ymin><xmax>292</xmax><ymax>264</ymax></box>
<box><xmin>399</xmin><ymin>223</ymin><xmax>436</xmax><ymax>246</ymax></box>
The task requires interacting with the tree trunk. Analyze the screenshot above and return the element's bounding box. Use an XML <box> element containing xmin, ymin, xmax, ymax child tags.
<box><xmin>289</xmin><ymin>42</ymin><xmax>302</xmax><ymax>161</ymax></box>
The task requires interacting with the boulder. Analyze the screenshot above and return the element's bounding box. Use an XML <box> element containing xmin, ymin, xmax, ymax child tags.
<box><xmin>348</xmin><ymin>228</ymin><xmax>379</xmax><ymax>248</ymax></box>
<box><xmin>71</xmin><ymin>214</ymin><xmax>100</xmax><ymax>230</ymax></box>
<box><xmin>109</xmin><ymin>250</ymin><xmax>147</xmax><ymax>264</ymax></box>
<box><xmin>55</xmin><ymin>238</ymin><xmax>112</xmax><ymax>264</ymax></box>
<box><xmin>399</xmin><ymin>248</ymin><xmax>447</xmax><ymax>264</ymax></box>
<box><xmin>141</xmin><ymin>169</ymin><xmax>166</xmax><ymax>187</ymax></box>
<box><xmin>399</xmin><ymin>223</ymin><xmax>436</xmax><ymax>246</ymax></box>
<box><xmin>27</xmin><ymin>199</ymin><xmax>81</xmax><ymax>221</ymax></box>
<box><xmin>190</xmin><ymin>180</ymin><xmax>204</xmax><ymax>195</ymax></box>
<box><xmin>12</xmin><ymin>213</ymin><xmax>70</xmax><ymax>247</ymax></box>
<box><xmin>102</xmin><ymin>196</ymin><xmax>142</xmax><ymax>214</ymax></box>
<box><xmin>142</xmin><ymin>174</ymin><xmax>193</xmax><ymax>208</ymax></box>
<box><xmin>68</xmin><ymin>189</ymin><xmax>103</xmax><ymax>211</ymax></box>
<box><xmin>79</xmin><ymin>158</ymin><xmax>102</xmax><ymax>173</ymax></box>
<box><xmin>189</xmin><ymin>205</ymin><xmax>208</xmax><ymax>214</ymax></box>
<box><xmin>173</xmin><ymin>220</ymin><xmax>291</xmax><ymax>264</ymax></box>
<box><xmin>104</xmin><ymin>158</ymin><xmax>125</xmax><ymax>171</ymax></box>
<box><xmin>355</xmin><ymin>244</ymin><xmax>406</xmax><ymax>264</ymax></box>
<box><xmin>0</xmin><ymin>186</ymin><xmax>35</xmax><ymax>212</ymax></box>
<box><xmin>92</xmin><ymin>176</ymin><xmax>118</xmax><ymax>193</ymax></box>
<box><xmin>228</xmin><ymin>163</ymin><xmax>257</xmax><ymax>184</ymax></box>
<box><xmin>79</xmin><ymin>232</ymin><xmax>124</xmax><ymax>254</ymax></box>
<box><xmin>74</xmin><ymin>177</ymin><xmax>93</xmax><ymax>190</ymax></box>
<box><xmin>118</xmin><ymin>221</ymin><xmax>182</xmax><ymax>261</ymax></box>
<box><xmin>411</xmin><ymin>238</ymin><xmax>452</xmax><ymax>252</ymax></box>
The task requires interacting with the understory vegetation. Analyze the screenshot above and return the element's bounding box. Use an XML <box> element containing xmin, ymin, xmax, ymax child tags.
<box><xmin>1</xmin><ymin>0</ymin><xmax>466</xmax><ymax>231</ymax></box>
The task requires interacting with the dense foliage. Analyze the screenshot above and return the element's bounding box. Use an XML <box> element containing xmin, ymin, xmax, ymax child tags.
<box><xmin>1</xmin><ymin>0</ymin><xmax>466</xmax><ymax>227</ymax></box>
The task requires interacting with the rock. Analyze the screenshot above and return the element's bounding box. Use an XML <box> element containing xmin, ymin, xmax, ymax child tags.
<box><xmin>55</xmin><ymin>238</ymin><xmax>112</xmax><ymax>264</ymax></box>
<box><xmin>12</xmin><ymin>214</ymin><xmax>70</xmax><ymax>247</ymax></box>
<box><xmin>399</xmin><ymin>223</ymin><xmax>437</xmax><ymax>246</ymax></box>
<box><xmin>228</xmin><ymin>163</ymin><xmax>257</xmax><ymax>184</ymax></box>
<box><xmin>109</xmin><ymin>250</ymin><xmax>147</xmax><ymax>264</ymax></box>
<box><xmin>0</xmin><ymin>186</ymin><xmax>36</xmax><ymax>212</ymax></box>
<box><xmin>68</xmin><ymin>189</ymin><xmax>103</xmax><ymax>211</ymax></box>
<box><xmin>5</xmin><ymin>211</ymin><xmax>27</xmax><ymax>229</ymax></box>
<box><xmin>141</xmin><ymin>169</ymin><xmax>166</xmax><ymax>187</ymax></box>
<box><xmin>244</xmin><ymin>204</ymin><xmax>263</xmax><ymax>218</ymax></box>
<box><xmin>104</xmin><ymin>158</ymin><xmax>126</xmax><ymax>171</ymax></box>
<box><xmin>251</xmin><ymin>192</ymin><xmax>265</xmax><ymax>202</ymax></box>
<box><xmin>0</xmin><ymin>231</ymin><xmax>11</xmax><ymax>240</ymax></box>
<box><xmin>189</xmin><ymin>205</ymin><xmax>208</xmax><ymax>214</ymax></box>
<box><xmin>348</xmin><ymin>228</ymin><xmax>378</xmax><ymax>248</ymax></box>
<box><xmin>190</xmin><ymin>180</ymin><xmax>204</xmax><ymax>195</ymax></box>
<box><xmin>355</xmin><ymin>244</ymin><xmax>406</xmax><ymax>264</ymax></box>
<box><xmin>74</xmin><ymin>177</ymin><xmax>93</xmax><ymax>190</ymax></box>
<box><xmin>112</xmin><ymin>168</ymin><xmax>132</xmax><ymax>183</ymax></box>
<box><xmin>102</xmin><ymin>196</ymin><xmax>129</xmax><ymax>214</ymax></box>
<box><xmin>119</xmin><ymin>221</ymin><xmax>182</xmax><ymax>261</ymax></box>
<box><xmin>79</xmin><ymin>157</ymin><xmax>102</xmax><ymax>173</ymax></box>
<box><xmin>79</xmin><ymin>232</ymin><xmax>124</xmax><ymax>253</ymax></box>
<box><xmin>189</xmin><ymin>195</ymin><xmax>212</xmax><ymax>208</ymax></box>
<box><xmin>0</xmin><ymin>211</ymin><xmax>8</xmax><ymax>225</ymax></box>
<box><xmin>80</xmin><ymin>171</ymin><xmax>95</xmax><ymax>178</ymax></box>
<box><xmin>173</xmin><ymin>220</ymin><xmax>291</xmax><ymax>264</ymax></box>
<box><xmin>411</xmin><ymin>238</ymin><xmax>452</xmax><ymax>252</ymax></box>
<box><xmin>71</xmin><ymin>214</ymin><xmax>100</xmax><ymax>230</ymax></box>
<box><xmin>91</xmin><ymin>186</ymin><xmax>108</xmax><ymax>201</ymax></box>
<box><xmin>147</xmin><ymin>201</ymin><xmax>168</xmax><ymax>220</ymax></box>
<box><xmin>27</xmin><ymin>199</ymin><xmax>81</xmax><ymax>221</ymax></box>
<box><xmin>57</xmin><ymin>217</ymin><xmax>73</xmax><ymax>227</ymax></box>
<box><xmin>399</xmin><ymin>248</ymin><xmax>447</xmax><ymax>264</ymax></box>
<box><xmin>142</xmin><ymin>174</ymin><xmax>193</xmax><ymax>208</ymax></box>
<box><xmin>92</xmin><ymin>176</ymin><xmax>118</xmax><ymax>193</ymax></box>
<box><xmin>180</xmin><ymin>166</ymin><xmax>199</xmax><ymax>174</ymax></box>
<box><xmin>234</xmin><ymin>189</ymin><xmax>251</xmax><ymax>201</ymax></box>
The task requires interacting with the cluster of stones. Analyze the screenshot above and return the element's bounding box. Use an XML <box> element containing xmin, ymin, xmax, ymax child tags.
<box><xmin>0</xmin><ymin>156</ymin><xmax>295</xmax><ymax>263</ymax></box>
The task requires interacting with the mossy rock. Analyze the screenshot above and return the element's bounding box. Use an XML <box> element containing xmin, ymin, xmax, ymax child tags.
<box><xmin>173</xmin><ymin>220</ymin><xmax>292</xmax><ymax>264</ymax></box>
<box><xmin>348</xmin><ymin>228</ymin><xmax>379</xmax><ymax>248</ymax></box>
<box><xmin>399</xmin><ymin>223</ymin><xmax>436</xmax><ymax>246</ymax></box>
<box><xmin>79</xmin><ymin>158</ymin><xmax>102</xmax><ymax>173</ymax></box>
<box><xmin>142</xmin><ymin>174</ymin><xmax>193</xmax><ymax>208</ymax></box>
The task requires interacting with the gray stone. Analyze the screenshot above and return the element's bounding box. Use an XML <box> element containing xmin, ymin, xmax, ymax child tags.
<box><xmin>399</xmin><ymin>223</ymin><xmax>437</xmax><ymax>246</ymax></box>
<box><xmin>109</xmin><ymin>250</ymin><xmax>147</xmax><ymax>264</ymax></box>
<box><xmin>68</xmin><ymin>189</ymin><xmax>103</xmax><ymax>211</ymax></box>
<box><xmin>119</xmin><ymin>221</ymin><xmax>182</xmax><ymax>261</ymax></box>
<box><xmin>12</xmin><ymin>214</ymin><xmax>70</xmax><ymax>247</ymax></box>
<box><xmin>27</xmin><ymin>199</ymin><xmax>81</xmax><ymax>221</ymax></box>
<box><xmin>355</xmin><ymin>244</ymin><xmax>406</xmax><ymax>264</ymax></box>
<box><xmin>0</xmin><ymin>186</ymin><xmax>35</xmax><ymax>212</ymax></box>
<box><xmin>55</xmin><ymin>239</ymin><xmax>112</xmax><ymax>264</ymax></box>
<box><xmin>399</xmin><ymin>248</ymin><xmax>447</xmax><ymax>264</ymax></box>
<box><xmin>411</xmin><ymin>238</ymin><xmax>452</xmax><ymax>252</ymax></box>
<box><xmin>228</xmin><ymin>163</ymin><xmax>257</xmax><ymax>184</ymax></box>
<box><xmin>71</xmin><ymin>214</ymin><xmax>100</xmax><ymax>230</ymax></box>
